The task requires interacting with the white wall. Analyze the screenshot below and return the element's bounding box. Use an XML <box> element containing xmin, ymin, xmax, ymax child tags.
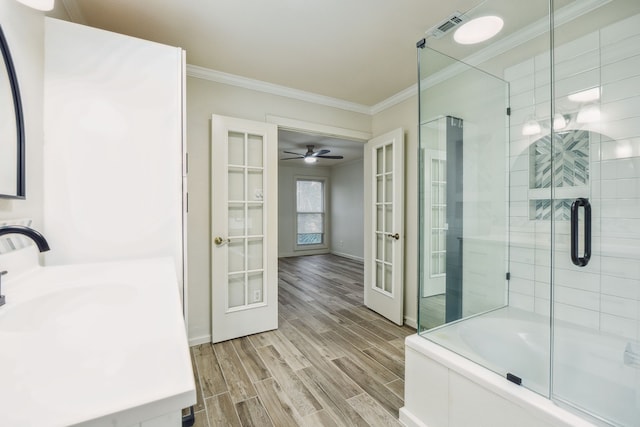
<box><xmin>330</xmin><ymin>159</ymin><xmax>364</xmax><ymax>261</ymax></box>
<box><xmin>186</xmin><ymin>76</ymin><xmax>372</xmax><ymax>343</ymax></box>
<box><xmin>0</xmin><ymin>3</ymin><xmax>45</xmax><ymax>228</ymax></box>
<box><xmin>278</xmin><ymin>164</ymin><xmax>332</xmax><ymax>258</ymax></box>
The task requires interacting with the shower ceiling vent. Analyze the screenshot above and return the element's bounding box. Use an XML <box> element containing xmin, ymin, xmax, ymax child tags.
<box><xmin>425</xmin><ymin>12</ymin><xmax>467</xmax><ymax>39</ymax></box>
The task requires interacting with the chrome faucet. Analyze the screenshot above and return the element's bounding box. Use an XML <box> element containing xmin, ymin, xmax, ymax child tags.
<box><xmin>0</xmin><ymin>225</ymin><xmax>50</xmax><ymax>307</ymax></box>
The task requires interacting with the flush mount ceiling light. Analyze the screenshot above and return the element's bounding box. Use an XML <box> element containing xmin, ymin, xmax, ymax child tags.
<box><xmin>15</xmin><ymin>0</ymin><xmax>54</xmax><ymax>11</ymax></box>
<box><xmin>454</xmin><ymin>16</ymin><xmax>504</xmax><ymax>45</ymax></box>
<box><xmin>568</xmin><ymin>87</ymin><xmax>600</xmax><ymax>103</ymax></box>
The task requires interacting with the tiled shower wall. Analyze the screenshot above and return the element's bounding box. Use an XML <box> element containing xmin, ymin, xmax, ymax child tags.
<box><xmin>506</xmin><ymin>13</ymin><xmax>640</xmax><ymax>342</ymax></box>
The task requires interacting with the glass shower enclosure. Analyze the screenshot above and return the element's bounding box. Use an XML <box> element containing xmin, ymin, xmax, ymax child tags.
<box><xmin>417</xmin><ymin>1</ymin><xmax>640</xmax><ymax>426</ymax></box>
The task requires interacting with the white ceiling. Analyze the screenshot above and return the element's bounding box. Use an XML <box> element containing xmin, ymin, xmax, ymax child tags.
<box><xmin>52</xmin><ymin>0</ymin><xmax>484</xmax><ymax>106</ymax></box>
<box><xmin>49</xmin><ymin>0</ymin><xmax>628</xmax><ymax>110</ymax></box>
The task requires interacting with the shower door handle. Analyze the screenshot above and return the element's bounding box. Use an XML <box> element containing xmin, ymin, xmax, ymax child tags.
<box><xmin>570</xmin><ymin>198</ymin><xmax>591</xmax><ymax>267</ymax></box>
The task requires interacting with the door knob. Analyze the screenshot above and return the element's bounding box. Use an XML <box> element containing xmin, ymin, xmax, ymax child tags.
<box><xmin>214</xmin><ymin>236</ymin><xmax>229</xmax><ymax>246</ymax></box>
<box><xmin>386</xmin><ymin>233</ymin><xmax>400</xmax><ymax>240</ymax></box>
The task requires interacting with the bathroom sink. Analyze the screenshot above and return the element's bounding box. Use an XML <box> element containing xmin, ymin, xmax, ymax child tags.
<box><xmin>0</xmin><ymin>252</ymin><xmax>195</xmax><ymax>427</ymax></box>
<box><xmin>0</xmin><ymin>283</ymin><xmax>137</xmax><ymax>333</ymax></box>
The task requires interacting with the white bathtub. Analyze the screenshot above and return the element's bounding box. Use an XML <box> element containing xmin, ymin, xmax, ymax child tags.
<box><xmin>401</xmin><ymin>307</ymin><xmax>639</xmax><ymax>427</ymax></box>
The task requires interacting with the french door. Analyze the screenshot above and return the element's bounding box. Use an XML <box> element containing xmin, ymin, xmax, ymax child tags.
<box><xmin>364</xmin><ymin>128</ymin><xmax>405</xmax><ymax>325</ymax></box>
<box><xmin>210</xmin><ymin>115</ymin><xmax>278</xmax><ymax>343</ymax></box>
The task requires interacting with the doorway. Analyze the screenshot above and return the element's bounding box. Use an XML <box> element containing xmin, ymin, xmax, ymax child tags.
<box><xmin>277</xmin><ymin>128</ymin><xmax>366</xmax><ymax>262</ymax></box>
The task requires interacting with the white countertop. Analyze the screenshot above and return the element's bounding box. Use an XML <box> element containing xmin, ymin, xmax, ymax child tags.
<box><xmin>0</xmin><ymin>247</ymin><xmax>195</xmax><ymax>426</ymax></box>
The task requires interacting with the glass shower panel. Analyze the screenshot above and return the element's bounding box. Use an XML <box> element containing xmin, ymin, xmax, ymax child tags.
<box><xmin>418</xmin><ymin>46</ymin><xmax>511</xmax><ymax>329</ymax></box>
<box><xmin>551</xmin><ymin>2</ymin><xmax>640</xmax><ymax>425</ymax></box>
<box><xmin>417</xmin><ymin>43</ymin><xmax>552</xmax><ymax>393</ymax></box>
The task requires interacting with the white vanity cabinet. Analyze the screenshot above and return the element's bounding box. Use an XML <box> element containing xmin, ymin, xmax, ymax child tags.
<box><xmin>43</xmin><ymin>17</ymin><xmax>187</xmax><ymax>313</ymax></box>
<box><xmin>0</xmin><ymin>249</ymin><xmax>195</xmax><ymax>427</ymax></box>
<box><xmin>40</xmin><ymin>18</ymin><xmax>191</xmax><ymax>427</ymax></box>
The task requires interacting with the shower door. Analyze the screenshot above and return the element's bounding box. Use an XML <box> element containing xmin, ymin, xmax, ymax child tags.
<box><xmin>550</xmin><ymin>4</ymin><xmax>640</xmax><ymax>425</ymax></box>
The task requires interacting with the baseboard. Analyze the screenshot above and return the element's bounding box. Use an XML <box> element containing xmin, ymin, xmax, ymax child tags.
<box><xmin>404</xmin><ymin>316</ymin><xmax>417</xmax><ymax>329</ymax></box>
<box><xmin>399</xmin><ymin>407</ymin><xmax>429</xmax><ymax>427</ymax></box>
<box><xmin>330</xmin><ymin>251</ymin><xmax>364</xmax><ymax>263</ymax></box>
<box><xmin>188</xmin><ymin>334</ymin><xmax>211</xmax><ymax>347</ymax></box>
<box><xmin>278</xmin><ymin>249</ymin><xmax>331</xmax><ymax>258</ymax></box>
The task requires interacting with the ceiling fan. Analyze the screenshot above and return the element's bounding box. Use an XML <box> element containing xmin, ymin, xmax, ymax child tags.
<box><xmin>281</xmin><ymin>145</ymin><xmax>344</xmax><ymax>163</ymax></box>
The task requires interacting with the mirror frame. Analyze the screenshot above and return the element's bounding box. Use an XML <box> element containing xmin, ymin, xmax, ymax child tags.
<box><xmin>0</xmin><ymin>25</ymin><xmax>25</xmax><ymax>199</ymax></box>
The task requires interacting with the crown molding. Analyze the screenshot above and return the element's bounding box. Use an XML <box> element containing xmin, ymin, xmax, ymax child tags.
<box><xmin>187</xmin><ymin>65</ymin><xmax>372</xmax><ymax>115</ymax></box>
<box><xmin>370</xmin><ymin>84</ymin><xmax>418</xmax><ymax>114</ymax></box>
<box><xmin>60</xmin><ymin>0</ymin><xmax>87</xmax><ymax>24</ymax></box>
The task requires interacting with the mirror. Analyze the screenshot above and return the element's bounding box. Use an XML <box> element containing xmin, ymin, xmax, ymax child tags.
<box><xmin>0</xmin><ymin>25</ymin><xmax>25</xmax><ymax>199</ymax></box>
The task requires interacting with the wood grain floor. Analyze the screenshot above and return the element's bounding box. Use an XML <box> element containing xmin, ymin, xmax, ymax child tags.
<box><xmin>188</xmin><ymin>254</ymin><xmax>415</xmax><ymax>427</ymax></box>
<box><xmin>419</xmin><ymin>294</ymin><xmax>446</xmax><ymax>330</ymax></box>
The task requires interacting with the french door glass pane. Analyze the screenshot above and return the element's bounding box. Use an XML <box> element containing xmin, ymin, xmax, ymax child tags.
<box><xmin>226</xmin><ymin>130</ymin><xmax>265</xmax><ymax>311</ymax></box>
<box><xmin>228</xmin><ymin>132</ymin><xmax>244</xmax><ymax>165</ymax></box>
<box><xmin>228</xmin><ymin>275</ymin><xmax>245</xmax><ymax>308</ymax></box>
<box><xmin>247</xmin><ymin>134</ymin><xmax>263</xmax><ymax>167</ymax></box>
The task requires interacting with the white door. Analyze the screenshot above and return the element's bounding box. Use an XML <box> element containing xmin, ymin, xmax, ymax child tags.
<box><xmin>364</xmin><ymin>128</ymin><xmax>404</xmax><ymax>325</ymax></box>
<box><xmin>211</xmin><ymin>115</ymin><xmax>278</xmax><ymax>343</ymax></box>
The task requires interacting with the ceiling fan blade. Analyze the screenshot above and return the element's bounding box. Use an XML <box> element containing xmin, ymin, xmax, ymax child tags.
<box><xmin>283</xmin><ymin>150</ymin><xmax>303</xmax><ymax>156</ymax></box>
<box><xmin>316</xmin><ymin>155</ymin><xmax>344</xmax><ymax>159</ymax></box>
<box><xmin>311</xmin><ymin>149</ymin><xmax>330</xmax><ymax>157</ymax></box>
<box><xmin>281</xmin><ymin>157</ymin><xmax>304</xmax><ymax>160</ymax></box>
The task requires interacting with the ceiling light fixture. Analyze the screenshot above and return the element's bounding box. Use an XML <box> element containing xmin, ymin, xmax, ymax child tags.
<box><xmin>14</xmin><ymin>0</ymin><xmax>54</xmax><ymax>11</ymax></box>
<box><xmin>522</xmin><ymin>117</ymin><xmax>541</xmax><ymax>136</ymax></box>
<box><xmin>552</xmin><ymin>113</ymin><xmax>568</xmax><ymax>131</ymax></box>
<box><xmin>304</xmin><ymin>157</ymin><xmax>317</xmax><ymax>164</ymax></box>
<box><xmin>453</xmin><ymin>16</ymin><xmax>504</xmax><ymax>45</ymax></box>
<box><xmin>568</xmin><ymin>87</ymin><xmax>600</xmax><ymax>103</ymax></box>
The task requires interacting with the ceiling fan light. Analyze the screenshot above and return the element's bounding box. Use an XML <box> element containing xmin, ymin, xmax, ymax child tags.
<box><xmin>304</xmin><ymin>157</ymin><xmax>317</xmax><ymax>164</ymax></box>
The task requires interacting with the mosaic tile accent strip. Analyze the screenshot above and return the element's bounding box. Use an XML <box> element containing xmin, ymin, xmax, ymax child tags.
<box><xmin>533</xmin><ymin>130</ymin><xmax>590</xmax><ymax>189</ymax></box>
<box><xmin>532</xmin><ymin>199</ymin><xmax>573</xmax><ymax>221</ymax></box>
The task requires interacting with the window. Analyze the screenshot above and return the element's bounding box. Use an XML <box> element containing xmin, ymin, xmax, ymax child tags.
<box><xmin>296</xmin><ymin>178</ymin><xmax>326</xmax><ymax>248</ymax></box>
